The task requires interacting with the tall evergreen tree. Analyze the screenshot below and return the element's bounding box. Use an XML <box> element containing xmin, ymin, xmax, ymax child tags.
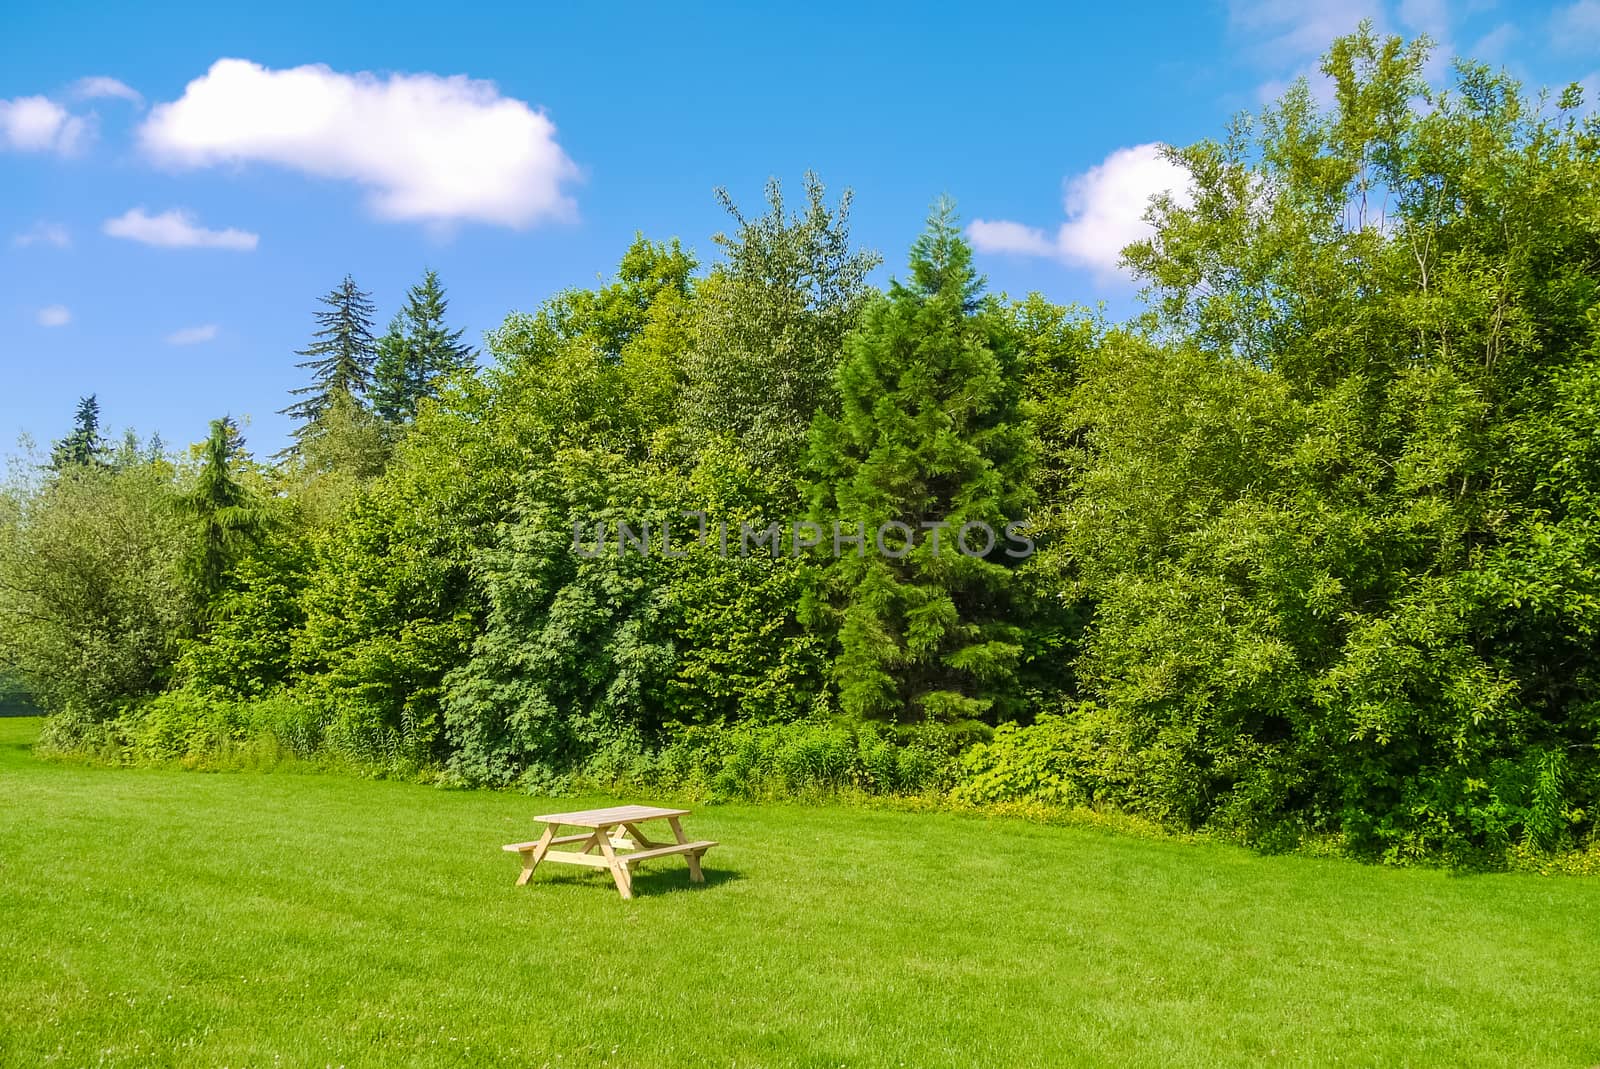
<box><xmin>370</xmin><ymin>270</ymin><xmax>475</xmax><ymax>424</ymax></box>
<box><xmin>405</xmin><ymin>268</ymin><xmax>475</xmax><ymax>386</ymax></box>
<box><xmin>280</xmin><ymin>276</ymin><xmax>378</xmax><ymax>442</ymax></box>
<box><xmin>50</xmin><ymin>394</ymin><xmax>108</xmax><ymax>471</ymax></box>
<box><xmin>180</xmin><ymin>417</ymin><xmax>264</xmax><ymax>602</ymax></box>
<box><xmin>806</xmin><ymin>201</ymin><xmax>1032</xmax><ymax>723</ymax></box>
<box><xmin>369</xmin><ymin>314</ymin><xmax>415</xmax><ymax>424</ymax></box>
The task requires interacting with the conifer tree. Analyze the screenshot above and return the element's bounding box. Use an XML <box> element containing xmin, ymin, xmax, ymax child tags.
<box><xmin>369</xmin><ymin>314</ymin><xmax>415</xmax><ymax>423</ymax></box>
<box><xmin>806</xmin><ymin>201</ymin><xmax>1032</xmax><ymax>723</ymax></box>
<box><xmin>370</xmin><ymin>270</ymin><xmax>475</xmax><ymax>424</ymax></box>
<box><xmin>280</xmin><ymin>276</ymin><xmax>378</xmax><ymax>442</ymax></box>
<box><xmin>50</xmin><ymin>394</ymin><xmax>108</xmax><ymax>470</ymax></box>
<box><xmin>404</xmin><ymin>268</ymin><xmax>475</xmax><ymax>388</ymax></box>
<box><xmin>180</xmin><ymin>417</ymin><xmax>264</xmax><ymax>601</ymax></box>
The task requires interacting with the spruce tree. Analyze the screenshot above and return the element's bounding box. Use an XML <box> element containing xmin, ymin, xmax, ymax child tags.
<box><xmin>180</xmin><ymin>417</ymin><xmax>264</xmax><ymax>601</ymax></box>
<box><xmin>369</xmin><ymin>314</ymin><xmax>416</xmax><ymax>423</ymax></box>
<box><xmin>280</xmin><ymin>275</ymin><xmax>378</xmax><ymax>442</ymax></box>
<box><xmin>405</xmin><ymin>269</ymin><xmax>474</xmax><ymax>385</ymax></box>
<box><xmin>370</xmin><ymin>270</ymin><xmax>475</xmax><ymax>424</ymax></box>
<box><xmin>806</xmin><ymin>201</ymin><xmax>1032</xmax><ymax>723</ymax></box>
<box><xmin>50</xmin><ymin>394</ymin><xmax>108</xmax><ymax>470</ymax></box>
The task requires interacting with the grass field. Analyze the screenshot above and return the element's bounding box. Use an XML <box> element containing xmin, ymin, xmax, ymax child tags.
<box><xmin>1</xmin><ymin>716</ymin><xmax>1598</xmax><ymax>1068</ymax></box>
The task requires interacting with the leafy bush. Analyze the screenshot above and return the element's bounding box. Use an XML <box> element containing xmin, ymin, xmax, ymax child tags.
<box><xmin>173</xmin><ymin>536</ymin><xmax>308</xmax><ymax>699</ymax></box>
<box><xmin>951</xmin><ymin>705</ymin><xmax>1157</xmax><ymax>811</ymax></box>
<box><xmin>575</xmin><ymin>719</ymin><xmax>962</xmax><ymax>801</ymax></box>
<box><xmin>0</xmin><ymin>463</ymin><xmax>195</xmax><ymax>718</ymax></box>
<box><xmin>111</xmin><ymin>690</ymin><xmax>331</xmax><ymax>767</ymax></box>
<box><xmin>444</xmin><ymin>445</ymin><xmax>831</xmax><ymax>788</ymax></box>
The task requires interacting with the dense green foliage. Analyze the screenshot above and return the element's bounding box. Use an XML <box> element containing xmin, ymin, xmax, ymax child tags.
<box><xmin>5</xmin><ymin>29</ymin><xmax>1600</xmax><ymax>865</ymax></box>
<box><xmin>683</xmin><ymin>173</ymin><xmax>879</xmax><ymax>473</ymax></box>
<box><xmin>0</xmin><ymin>457</ymin><xmax>193</xmax><ymax>726</ymax></box>
<box><xmin>808</xmin><ymin>201</ymin><xmax>1034</xmax><ymax>724</ymax></box>
<box><xmin>179</xmin><ymin>417</ymin><xmax>264</xmax><ymax>601</ymax></box>
<box><xmin>1036</xmin><ymin>34</ymin><xmax>1600</xmax><ymax>862</ymax></box>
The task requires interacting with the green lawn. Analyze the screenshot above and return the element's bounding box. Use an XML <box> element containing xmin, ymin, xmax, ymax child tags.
<box><xmin>1</xmin><ymin>716</ymin><xmax>1597</xmax><ymax>1068</ymax></box>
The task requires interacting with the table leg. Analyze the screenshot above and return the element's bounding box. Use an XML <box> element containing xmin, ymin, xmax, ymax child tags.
<box><xmin>622</xmin><ymin>822</ymin><xmax>661</xmax><ymax>848</ymax></box>
<box><xmin>516</xmin><ymin>824</ymin><xmax>556</xmax><ymax>887</ymax></box>
<box><xmin>667</xmin><ymin>816</ymin><xmax>705</xmax><ymax>884</ymax></box>
<box><xmin>594</xmin><ymin>829</ymin><xmax>634</xmax><ymax>900</ymax></box>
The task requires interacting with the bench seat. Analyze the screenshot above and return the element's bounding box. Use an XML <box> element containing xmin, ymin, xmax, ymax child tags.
<box><xmin>617</xmin><ymin>840</ymin><xmax>717</xmax><ymax>866</ymax></box>
<box><xmin>502</xmin><ymin>832</ymin><xmax>595</xmax><ymax>852</ymax></box>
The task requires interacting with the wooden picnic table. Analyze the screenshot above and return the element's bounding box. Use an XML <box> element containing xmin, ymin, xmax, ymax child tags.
<box><xmin>503</xmin><ymin>804</ymin><xmax>716</xmax><ymax>900</ymax></box>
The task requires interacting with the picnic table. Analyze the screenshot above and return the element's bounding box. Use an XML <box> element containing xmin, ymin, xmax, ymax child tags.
<box><xmin>503</xmin><ymin>804</ymin><xmax>716</xmax><ymax>900</ymax></box>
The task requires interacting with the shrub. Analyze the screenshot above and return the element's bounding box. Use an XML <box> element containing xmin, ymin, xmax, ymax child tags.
<box><xmin>573</xmin><ymin>719</ymin><xmax>962</xmax><ymax>801</ymax></box>
<box><xmin>0</xmin><ymin>464</ymin><xmax>194</xmax><ymax>718</ymax></box>
<box><xmin>124</xmin><ymin>690</ymin><xmax>246</xmax><ymax>762</ymax></box>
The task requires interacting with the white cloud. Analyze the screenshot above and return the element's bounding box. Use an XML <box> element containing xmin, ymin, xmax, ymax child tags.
<box><xmin>137</xmin><ymin>58</ymin><xmax>580</xmax><ymax>228</ymax></box>
<box><xmin>12</xmin><ymin>221</ymin><xmax>71</xmax><ymax>248</ymax></box>
<box><xmin>103</xmin><ymin>207</ymin><xmax>259</xmax><ymax>250</ymax></box>
<box><xmin>72</xmin><ymin>76</ymin><xmax>144</xmax><ymax>107</ymax></box>
<box><xmin>36</xmin><ymin>305</ymin><xmax>71</xmax><ymax>327</ymax></box>
<box><xmin>966</xmin><ymin>220</ymin><xmax>1056</xmax><ymax>258</ymax></box>
<box><xmin>166</xmin><ymin>324</ymin><xmax>219</xmax><ymax>345</ymax></box>
<box><xmin>1552</xmin><ymin>0</ymin><xmax>1600</xmax><ymax>50</ymax></box>
<box><xmin>1227</xmin><ymin>0</ymin><xmax>1386</xmax><ymax>62</ymax></box>
<box><xmin>968</xmin><ymin>143</ymin><xmax>1194</xmax><ymax>284</ymax></box>
<box><xmin>0</xmin><ymin>95</ymin><xmax>90</xmax><ymax>155</ymax></box>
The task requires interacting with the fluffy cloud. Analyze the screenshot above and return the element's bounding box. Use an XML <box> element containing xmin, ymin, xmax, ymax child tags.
<box><xmin>968</xmin><ymin>143</ymin><xmax>1193</xmax><ymax>283</ymax></box>
<box><xmin>12</xmin><ymin>221</ymin><xmax>71</xmax><ymax>248</ymax></box>
<box><xmin>103</xmin><ymin>207</ymin><xmax>259</xmax><ymax>250</ymax></box>
<box><xmin>166</xmin><ymin>324</ymin><xmax>219</xmax><ymax>345</ymax></box>
<box><xmin>966</xmin><ymin>220</ymin><xmax>1056</xmax><ymax>258</ymax></box>
<box><xmin>72</xmin><ymin>76</ymin><xmax>144</xmax><ymax>106</ymax></box>
<box><xmin>0</xmin><ymin>95</ymin><xmax>90</xmax><ymax>154</ymax></box>
<box><xmin>37</xmin><ymin>305</ymin><xmax>71</xmax><ymax>327</ymax></box>
<box><xmin>137</xmin><ymin>58</ymin><xmax>579</xmax><ymax>228</ymax></box>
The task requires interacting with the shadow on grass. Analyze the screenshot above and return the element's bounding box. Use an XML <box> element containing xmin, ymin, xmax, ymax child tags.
<box><xmin>529</xmin><ymin>866</ymin><xmax>743</xmax><ymax>898</ymax></box>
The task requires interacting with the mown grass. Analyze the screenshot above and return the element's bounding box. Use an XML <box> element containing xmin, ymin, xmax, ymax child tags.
<box><xmin>1</xmin><ymin>715</ymin><xmax>1597</xmax><ymax>1067</ymax></box>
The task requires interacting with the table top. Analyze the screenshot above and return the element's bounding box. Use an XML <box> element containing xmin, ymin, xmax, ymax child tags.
<box><xmin>533</xmin><ymin>804</ymin><xmax>691</xmax><ymax>827</ymax></box>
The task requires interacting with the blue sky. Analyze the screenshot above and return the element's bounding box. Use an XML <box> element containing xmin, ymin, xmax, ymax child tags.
<box><xmin>2</xmin><ymin>0</ymin><xmax>1596</xmax><ymax>456</ymax></box>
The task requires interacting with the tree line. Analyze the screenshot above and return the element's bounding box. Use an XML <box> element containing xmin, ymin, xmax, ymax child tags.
<box><xmin>3</xmin><ymin>29</ymin><xmax>1598</xmax><ymax>864</ymax></box>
